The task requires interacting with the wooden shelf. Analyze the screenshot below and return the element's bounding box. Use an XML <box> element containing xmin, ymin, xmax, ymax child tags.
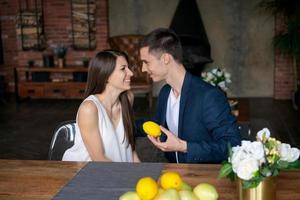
<box><xmin>14</xmin><ymin>67</ymin><xmax>87</xmax><ymax>100</ymax></box>
<box><xmin>16</xmin><ymin>67</ymin><xmax>88</xmax><ymax>73</ymax></box>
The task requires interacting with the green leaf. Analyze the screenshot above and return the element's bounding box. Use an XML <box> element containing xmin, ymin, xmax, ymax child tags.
<box><xmin>242</xmin><ymin>176</ymin><xmax>264</xmax><ymax>189</ymax></box>
<box><xmin>261</xmin><ymin>166</ymin><xmax>271</xmax><ymax>177</ymax></box>
<box><xmin>287</xmin><ymin>160</ymin><xmax>300</xmax><ymax>169</ymax></box>
<box><xmin>243</xmin><ymin>180</ymin><xmax>259</xmax><ymax>189</ymax></box>
<box><xmin>227</xmin><ymin>143</ymin><xmax>233</xmax><ymax>158</ymax></box>
<box><xmin>228</xmin><ymin>172</ymin><xmax>236</xmax><ymax>182</ymax></box>
<box><xmin>277</xmin><ymin>160</ymin><xmax>289</xmax><ymax>169</ymax></box>
<box><xmin>272</xmin><ymin>169</ymin><xmax>279</xmax><ymax>176</ymax></box>
<box><xmin>218</xmin><ymin>163</ymin><xmax>233</xmax><ymax>178</ymax></box>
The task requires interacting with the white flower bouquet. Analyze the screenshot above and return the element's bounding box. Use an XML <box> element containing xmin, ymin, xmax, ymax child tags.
<box><xmin>201</xmin><ymin>68</ymin><xmax>231</xmax><ymax>91</ymax></box>
<box><xmin>219</xmin><ymin>128</ymin><xmax>300</xmax><ymax>188</ymax></box>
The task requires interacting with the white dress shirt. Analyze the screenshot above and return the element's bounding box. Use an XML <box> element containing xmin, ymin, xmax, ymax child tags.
<box><xmin>166</xmin><ymin>89</ymin><xmax>181</xmax><ymax>163</ymax></box>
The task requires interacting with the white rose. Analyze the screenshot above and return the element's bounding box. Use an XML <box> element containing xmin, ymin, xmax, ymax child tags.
<box><xmin>216</xmin><ymin>70</ymin><xmax>223</xmax><ymax>77</ymax></box>
<box><xmin>249</xmin><ymin>141</ymin><xmax>265</xmax><ymax>163</ymax></box>
<box><xmin>207</xmin><ymin>72</ymin><xmax>214</xmax><ymax>80</ymax></box>
<box><xmin>288</xmin><ymin>148</ymin><xmax>300</xmax><ymax>162</ymax></box>
<box><xmin>231</xmin><ymin>146</ymin><xmax>244</xmax><ymax>173</ymax></box>
<box><xmin>241</xmin><ymin>140</ymin><xmax>252</xmax><ymax>147</ymax></box>
<box><xmin>212</xmin><ymin>68</ymin><xmax>218</xmax><ymax>74</ymax></box>
<box><xmin>236</xmin><ymin>158</ymin><xmax>259</xmax><ymax>180</ymax></box>
<box><xmin>280</xmin><ymin>143</ymin><xmax>300</xmax><ymax>162</ymax></box>
<box><xmin>217</xmin><ymin>81</ymin><xmax>226</xmax><ymax>90</ymax></box>
<box><xmin>279</xmin><ymin>143</ymin><xmax>290</xmax><ymax>160</ymax></box>
<box><xmin>225</xmin><ymin>72</ymin><xmax>231</xmax><ymax>82</ymax></box>
<box><xmin>257</xmin><ymin>128</ymin><xmax>270</xmax><ymax>141</ymax></box>
<box><xmin>231</xmin><ymin>144</ymin><xmax>251</xmax><ymax>173</ymax></box>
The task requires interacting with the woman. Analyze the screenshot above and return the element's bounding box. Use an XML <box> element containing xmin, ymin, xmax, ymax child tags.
<box><xmin>63</xmin><ymin>50</ymin><xmax>140</xmax><ymax>162</ymax></box>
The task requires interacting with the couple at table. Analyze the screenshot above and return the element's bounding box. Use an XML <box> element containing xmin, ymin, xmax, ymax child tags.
<box><xmin>62</xmin><ymin>28</ymin><xmax>241</xmax><ymax>163</ymax></box>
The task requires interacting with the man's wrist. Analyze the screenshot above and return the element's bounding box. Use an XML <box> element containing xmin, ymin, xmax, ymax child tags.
<box><xmin>179</xmin><ymin>140</ymin><xmax>187</xmax><ymax>153</ymax></box>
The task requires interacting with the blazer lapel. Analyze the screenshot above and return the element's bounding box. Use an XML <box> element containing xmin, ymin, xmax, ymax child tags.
<box><xmin>159</xmin><ymin>85</ymin><xmax>170</xmax><ymax>142</ymax></box>
<box><xmin>161</xmin><ymin>86</ymin><xmax>170</xmax><ymax>128</ymax></box>
<box><xmin>178</xmin><ymin>73</ymin><xmax>192</xmax><ymax>138</ymax></box>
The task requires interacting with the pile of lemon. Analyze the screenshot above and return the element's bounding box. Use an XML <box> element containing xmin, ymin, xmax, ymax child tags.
<box><xmin>119</xmin><ymin>171</ymin><xmax>218</xmax><ymax>200</ymax></box>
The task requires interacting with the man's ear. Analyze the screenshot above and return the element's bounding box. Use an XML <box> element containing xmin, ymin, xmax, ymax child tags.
<box><xmin>161</xmin><ymin>53</ymin><xmax>171</xmax><ymax>65</ymax></box>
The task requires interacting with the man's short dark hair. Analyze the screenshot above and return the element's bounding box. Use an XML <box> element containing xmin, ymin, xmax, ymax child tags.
<box><xmin>140</xmin><ymin>28</ymin><xmax>183</xmax><ymax>64</ymax></box>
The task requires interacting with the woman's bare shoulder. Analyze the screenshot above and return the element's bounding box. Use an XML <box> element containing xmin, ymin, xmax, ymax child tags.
<box><xmin>78</xmin><ymin>100</ymin><xmax>98</xmax><ymax>116</ymax></box>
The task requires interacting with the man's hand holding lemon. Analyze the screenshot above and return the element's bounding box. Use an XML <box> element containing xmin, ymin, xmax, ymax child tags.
<box><xmin>143</xmin><ymin>121</ymin><xmax>187</xmax><ymax>153</ymax></box>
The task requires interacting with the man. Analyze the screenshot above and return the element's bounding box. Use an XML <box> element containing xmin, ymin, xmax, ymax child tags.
<box><xmin>137</xmin><ymin>28</ymin><xmax>241</xmax><ymax>163</ymax></box>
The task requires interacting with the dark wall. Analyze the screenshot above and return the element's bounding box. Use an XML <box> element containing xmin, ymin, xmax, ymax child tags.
<box><xmin>109</xmin><ymin>0</ymin><xmax>274</xmax><ymax>98</ymax></box>
<box><xmin>0</xmin><ymin>23</ymin><xmax>3</xmax><ymax>64</ymax></box>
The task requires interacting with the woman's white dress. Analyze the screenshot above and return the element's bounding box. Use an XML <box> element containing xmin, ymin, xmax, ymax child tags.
<box><xmin>62</xmin><ymin>95</ymin><xmax>133</xmax><ymax>162</ymax></box>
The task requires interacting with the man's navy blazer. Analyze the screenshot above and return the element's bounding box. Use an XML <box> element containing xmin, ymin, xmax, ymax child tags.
<box><xmin>136</xmin><ymin>72</ymin><xmax>241</xmax><ymax>163</ymax></box>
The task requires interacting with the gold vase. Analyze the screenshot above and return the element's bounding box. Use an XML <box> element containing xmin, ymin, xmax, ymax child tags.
<box><xmin>237</xmin><ymin>177</ymin><xmax>276</xmax><ymax>200</ymax></box>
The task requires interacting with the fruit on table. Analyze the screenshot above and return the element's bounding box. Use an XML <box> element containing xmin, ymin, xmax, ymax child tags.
<box><xmin>179</xmin><ymin>190</ymin><xmax>199</xmax><ymax>200</ymax></box>
<box><xmin>136</xmin><ymin>177</ymin><xmax>158</xmax><ymax>200</ymax></box>
<box><xmin>157</xmin><ymin>188</ymin><xmax>165</xmax><ymax>196</ymax></box>
<box><xmin>119</xmin><ymin>191</ymin><xmax>141</xmax><ymax>200</ymax></box>
<box><xmin>193</xmin><ymin>183</ymin><xmax>218</xmax><ymax>200</ymax></box>
<box><xmin>143</xmin><ymin>121</ymin><xmax>161</xmax><ymax>137</ymax></box>
<box><xmin>119</xmin><ymin>172</ymin><xmax>219</xmax><ymax>200</ymax></box>
<box><xmin>160</xmin><ymin>171</ymin><xmax>182</xmax><ymax>190</ymax></box>
<box><xmin>180</xmin><ymin>182</ymin><xmax>193</xmax><ymax>191</ymax></box>
<box><xmin>153</xmin><ymin>188</ymin><xmax>180</xmax><ymax>200</ymax></box>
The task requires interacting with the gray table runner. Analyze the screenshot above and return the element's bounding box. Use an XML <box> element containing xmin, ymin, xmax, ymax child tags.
<box><xmin>53</xmin><ymin>162</ymin><xmax>164</xmax><ymax>200</ymax></box>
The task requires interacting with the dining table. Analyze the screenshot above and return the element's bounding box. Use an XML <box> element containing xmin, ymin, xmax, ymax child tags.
<box><xmin>0</xmin><ymin>159</ymin><xmax>299</xmax><ymax>200</ymax></box>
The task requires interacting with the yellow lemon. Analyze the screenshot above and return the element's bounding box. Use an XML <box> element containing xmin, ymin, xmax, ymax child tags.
<box><xmin>160</xmin><ymin>172</ymin><xmax>182</xmax><ymax>190</ymax></box>
<box><xmin>143</xmin><ymin>121</ymin><xmax>161</xmax><ymax>137</ymax></box>
<box><xmin>180</xmin><ymin>182</ymin><xmax>193</xmax><ymax>191</ymax></box>
<box><xmin>193</xmin><ymin>183</ymin><xmax>219</xmax><ymax>200</ymax></box>
<box><xmin>136</xmin><ymin>177</ymin><xmax>158</xmax><ymax>200</ymax></box>
<box><xmin>119</xmin><ymin>191</ymin><xmax>141</xmax><ymax>200</ymax></box>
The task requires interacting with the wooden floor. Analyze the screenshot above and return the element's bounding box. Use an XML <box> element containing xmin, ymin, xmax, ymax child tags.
<box><xmin>0</xmin><ymin>97</ymin><xmax>299</xmax><ymax>162</ymax></box>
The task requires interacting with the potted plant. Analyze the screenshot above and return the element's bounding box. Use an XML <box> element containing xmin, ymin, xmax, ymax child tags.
<box><xmin>219</xmin><ymin>128</ymin><xmax>300</xmax><ymax>200</ymax></box>
<box><xmin>82</xmin><ymin>57</ymin><xmax>90</xmax><ymax>67</ymax></box>
<box><xmin>259</xmin><ymin>0</ymin><xmax>300</xmax><ymax>108</ymax></box>
<box><xmin>42</xmin><ymin>48</ymin><xmax>54</xmax><ymax>67</ymax></box>
<box><xmin>53</xmin><ymin>44</ymin><xmax>67</xmax><ymax>68</ymax></box>
<box><xmin>201</xmin><ymin>67</ymin><xmax>231</xmax><ymax>98</ymax></box>
<box><xmin>27</xmin><ymin>59</ymin><xmax>35</xmax><ymax>67</ymax></box>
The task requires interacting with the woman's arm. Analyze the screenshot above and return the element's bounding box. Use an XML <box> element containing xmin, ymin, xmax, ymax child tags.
<box><xmin>133</xmin><ymin>151</ymin><xmax>140</xmax><ymax>162</ymax></box>
<box><xmin>77</xmin><ymin>101</ymin><xmax>111</xmax><ymax>161</ymax></box>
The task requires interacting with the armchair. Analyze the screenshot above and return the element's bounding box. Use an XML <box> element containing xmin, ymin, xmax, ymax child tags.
<box><xmin>108</xmin><ymin>35</ymin><xmax>153</xmax><ymax>109</ymax></box>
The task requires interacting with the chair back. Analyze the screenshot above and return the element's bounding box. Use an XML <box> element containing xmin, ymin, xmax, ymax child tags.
<box><xmin>238</xmin><ymin>122</ymin><xmax>252</xmax><ymax>140</ymax></box>
<box><xmin>48</xmin><ymin>120</ymin><xmax>76</xmax><ymax>160</ymax></box>
<box><xmin>108</xmin><ymin>35</ymin><xmax>150</xmax><ymax>83</ymax></box>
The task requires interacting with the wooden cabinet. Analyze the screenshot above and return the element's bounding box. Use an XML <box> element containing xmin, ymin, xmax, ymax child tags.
<box><xmin>14</xmin><ymin>67</ymin><xmax>87</xmax><ymax>100</ymax></box>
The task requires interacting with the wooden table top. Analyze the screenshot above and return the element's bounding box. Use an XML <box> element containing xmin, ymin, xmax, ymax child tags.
<box><xmin>0</xmin><ymin>160</ymin><xmax>299</xmax><ymax>200</ymax></box>
<box><xmin>0</xmin><ymin>160</ymin><xmax>86</xmax><ymax>200</ymax></box>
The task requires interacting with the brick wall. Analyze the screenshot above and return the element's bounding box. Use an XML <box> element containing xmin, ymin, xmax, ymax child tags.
<box><xmin>273</xmin><ymin>15</ymin><xmax>295</xmax><ymax>100</ymax></box>
<box><xmin>0</xmin><ymin>0</ymin><xmax>108</xmax><ymax>92</ymax></box>
<box><xmin>0</xmin><ymin>0</ymin><xmax>295</xmax><ymax>98</ymax></box>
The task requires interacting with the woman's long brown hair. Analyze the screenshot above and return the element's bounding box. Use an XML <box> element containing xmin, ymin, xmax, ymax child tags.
<box><xmin>84</xmin><ymin>49</ymin><xmax>135</xmax><ymax>151</ymax></box>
